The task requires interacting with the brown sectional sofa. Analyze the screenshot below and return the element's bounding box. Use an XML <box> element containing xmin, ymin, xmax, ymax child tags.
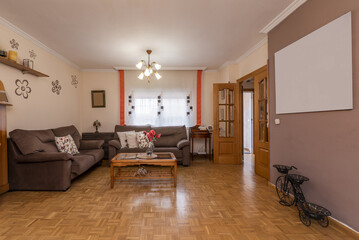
<box><xmin>7</xmin><ymin>125</ymin><xmax>104</xmax><ymax>191</ymax></box>
<box><xmin>108</xmin><ymin>125</ymin><xmax>190</xmax><ymax>166</ymax></box>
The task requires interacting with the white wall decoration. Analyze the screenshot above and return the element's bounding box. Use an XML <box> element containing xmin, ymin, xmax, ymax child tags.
<box><xmin>274</xmin><ymin>12</ymin><xmax>353</xmax><ymax>114</ymax></box>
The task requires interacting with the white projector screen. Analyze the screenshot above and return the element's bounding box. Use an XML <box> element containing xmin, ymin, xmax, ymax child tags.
<box><xmin>274</xmin><ymin>12</ymin><xmax>353</xmax><ymax>114</ymax></box>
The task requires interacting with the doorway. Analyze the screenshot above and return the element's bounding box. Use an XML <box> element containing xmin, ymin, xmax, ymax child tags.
<box><xmin>237</xmin><ymin>65</ymin><xmax>270</xmax><ymax>180</ymax></box>
<box><xmin>241</xmin><ymin>80</ymin><xmax>254</xmax><ymax>168</ymax></box>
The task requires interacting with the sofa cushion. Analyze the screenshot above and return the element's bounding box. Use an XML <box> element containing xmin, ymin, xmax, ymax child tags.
<box><xmin>136</xmin><ymin>132</ymin><xmax>148</xmax><ymax>149</ymax></box>
<box><xmin>55</xmin><ymin>135</ymin><xmax>80</xmax><ymax>155</ymax></box>
<box><xmin>79</xmin><ymin>149</ymin><xmax>104</xmax><ymax>163</ymax></box>
<box><xmin>9</xmin><ymin>129</ymin><xmax>58</xmax><ymax>155</ymax></box>
<box><xmin>71</xmin><ymin>154</ymin><xmax>95</xmax><ymax>176</ymax></box>
<box><xmin>52</xmin><ymin>125</ymin><xmax>81</xmax><ymax>149</ymax></box>
<box><xmin>152</xmin><ymin>126</ymin><xmax>187</xmax><ymax>147</ymax></box>
<box><xmin>116</xmin><ymin>131</ymin><xmax>135</xmax><ymax>148</ymax></box>
<box><xmin>126</xmin><ymin>132</ymin><xmax>139</xmax><ymax>148</ymax></box>
<box><xmin>114</xmin><ymin>125</ymin><xmax>151</xmax><ymax>139</ymax></box>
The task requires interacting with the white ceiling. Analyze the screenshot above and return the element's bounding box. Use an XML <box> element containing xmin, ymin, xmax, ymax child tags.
<box><xmin>0</xmin><ymin>0</ymin><xmax>297</xmax><ymax>70</ymax></box>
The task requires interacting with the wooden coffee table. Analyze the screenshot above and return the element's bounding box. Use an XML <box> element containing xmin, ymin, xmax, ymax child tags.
<box><xmin>110</xmin><ymin>152</ymin><xmax>177</xmax><ymax>188</ymax></box>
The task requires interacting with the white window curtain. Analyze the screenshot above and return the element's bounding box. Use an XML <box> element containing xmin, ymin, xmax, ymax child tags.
<box><xmin>132</xmin><ymin>98</ymin><xmax>158</xmax><ymax>125</ymax></box>
<box><xmin>130</xmin><ymin>92</ymin><xmax>192</xmax><ymax>126</ymax></box>
<box><xmin>162</xmin><ymin>98</ymin><xmax>188</xmax><ymax>126</ymax></box>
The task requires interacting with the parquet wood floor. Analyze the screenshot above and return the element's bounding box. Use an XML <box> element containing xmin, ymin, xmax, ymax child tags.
<box><xmin>0</xmin><ymin>157</ymin><xmax>358</xmax><ymax>240</ymax></box>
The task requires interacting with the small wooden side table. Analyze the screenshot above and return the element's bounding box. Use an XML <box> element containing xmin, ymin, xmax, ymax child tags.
<box><xmin>190</xmin><ymin>127</ymin><xmax>212</xmax><ymax>160</ymax></box>
<box><xmin>82</xmin><ymin>132</ymin><xmax>114</xmax><ymax>159</ymax></box>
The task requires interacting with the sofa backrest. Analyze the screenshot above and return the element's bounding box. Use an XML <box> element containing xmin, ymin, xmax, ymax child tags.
<box><xmin>151</xmin><ymin>125</ymin><xmax>187</xmax><ymax>147</ymax></box>
<box><xmin>114</xmin><ymin>125</ymin><xmax>151</xmax><ymax>139</ymax></box>
<box><xmin>52</xmin><ymin>125</ymin><xmax>81</xmax><ymax>148</ymax></box>
<box><xmin>9</xmin><ymin>129</ymin><xmax>58</xmax><ymax>155</ymax></box>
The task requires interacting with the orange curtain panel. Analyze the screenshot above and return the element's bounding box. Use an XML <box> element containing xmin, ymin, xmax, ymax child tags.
<box><xmin>197</xmin><ymin>70</ymin><xmax>202</xmax><ymax>126</ymax></box>
<box><xmin>119</xmin><ymin>70</ymin><xmax>125</xmax><ymax>126</ymax></box>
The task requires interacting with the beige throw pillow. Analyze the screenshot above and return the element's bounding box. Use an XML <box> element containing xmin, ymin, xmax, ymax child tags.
<box><xmin>126</xmin><ymin>132</ymin><xmax>138</xmax><ymax>148</ymax></box>
<box><xmin>116</xmin><ymin>131</ymin><xmax>135</xmax><ymax>148</ymax></box>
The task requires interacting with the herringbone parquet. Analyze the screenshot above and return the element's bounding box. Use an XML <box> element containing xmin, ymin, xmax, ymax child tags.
<box><xmin>0</xmin><ymin>157</ymin><xmax>357</xmax><ymax>240</ymax></box>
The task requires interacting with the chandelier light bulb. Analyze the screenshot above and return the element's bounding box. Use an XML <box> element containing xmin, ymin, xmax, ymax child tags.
<box><xmin>149</xmin><ymin>67</ymin><xmax>153</xmax><ymax>74</ymax></box>
<box><xmin>144</xmin><ymin>68</ymin><xmax>151</xmax><ymax>77</ymax></box>
<box><xmin>138</xmin><ymin>72</ymin><xmax>145</xmax><ymax>80</ymax></box>
<box><xmin>154</xmin><ymin>63</ymin><xmax>161</xmax><ymax>70</ymax></box>
<box><xmin>155</xmin><ymin>72</ymin><xmax>162</xmax><ymax>80</ymax></box>
<box><xmin>136</xmin><ymin>60</ymin><xmax>144</xmax><ymax>69</ymax></box>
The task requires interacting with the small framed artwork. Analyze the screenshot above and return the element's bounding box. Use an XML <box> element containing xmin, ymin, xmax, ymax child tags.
<box><xmin>91</xmin><ymin>90</ymin><xmax>106</xmax><ymax>108</ymax></box>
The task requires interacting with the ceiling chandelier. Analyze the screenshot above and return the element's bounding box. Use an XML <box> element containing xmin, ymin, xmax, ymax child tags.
<box><xmin>136</xmin><ymin>49</ymin><xmax>161</xmax><ymax>83</ymax></box>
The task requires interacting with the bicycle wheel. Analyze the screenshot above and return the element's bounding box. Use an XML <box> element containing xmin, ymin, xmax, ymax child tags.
<box><xmin>318</xmin><ymin>216</ymin><xmax>329</xmax><ymax>228</ymax></box>
<box><xmin>298</xmin><ymin>205</ymin><xmax>311</xmax><ymax>226</ymax></box>
<box><xmin>275</xmin><ymin>176</ymin><xmax>295</xmax><ymax>206</ymax></box>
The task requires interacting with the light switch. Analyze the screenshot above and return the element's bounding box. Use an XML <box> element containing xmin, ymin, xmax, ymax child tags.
<box><xmin>275</xmin><ymin>118</ymin><xmax>280</xmax><ymax>125</ymax></box>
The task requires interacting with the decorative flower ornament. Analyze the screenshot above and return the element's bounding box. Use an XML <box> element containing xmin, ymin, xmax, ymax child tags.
<box><xmin>71</xmin><ymin>75</ymin><xmax>78</xmax><ymax>88</ymax></box>
<box><xmin>52</xmin><ymin>80</ymin><xmax>62</xmax><ymax>95</ymax></box>
<box><xmin>29</xmin><ymin>50</ymin><xmax>37</xmax><ymax>59</ymax></box>
<box><xmin>10</xmin><ymin>39</ymin><xmax>19</xmax><ymax>49</ymax></box>
<box><xmin>15</xmin><ymin>79</ymin><xmax>31</xmax><ymax>99</ymax></box>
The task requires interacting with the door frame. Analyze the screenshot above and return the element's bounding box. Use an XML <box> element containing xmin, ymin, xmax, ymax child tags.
<box><xmin>236</xmin><ymin>65</ymin><xmax>269</xmax><ymax>179</ymax></box>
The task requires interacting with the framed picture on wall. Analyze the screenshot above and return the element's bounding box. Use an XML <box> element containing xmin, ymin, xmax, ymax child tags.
<box><xmin>91</xmin><ymin>90</ymin><xmax>106</xmax><ymax>108</ymax></box>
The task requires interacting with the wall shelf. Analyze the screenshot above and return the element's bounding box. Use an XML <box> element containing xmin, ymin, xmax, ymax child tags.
<box><xmin>0</xmin><ymin>57</ymin><xmax>49</xmax><ymax>77</ymax></box>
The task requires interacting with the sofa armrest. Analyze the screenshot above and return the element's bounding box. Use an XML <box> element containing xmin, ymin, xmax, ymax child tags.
<box><xmin>177</xmin><ymin>139</ymin><xmax>190</xmax><ymax>149</ymax></box>
<box><xmin>79</xmin><ymin>140</ymin><xmax>104</xmax><ymax>150</ymax></box>
<box><xmin>108</xmin><ymin>139</ymin><xmax>121</xmax><ymax>149</ymax></box>
<box><xmin>16</xmin><ymin>152</ymin><xmax>73</xmax><ymax>163</ymax></box>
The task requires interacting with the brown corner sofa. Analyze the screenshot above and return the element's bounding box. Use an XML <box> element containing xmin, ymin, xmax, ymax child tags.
<box><xmin>108</xmin><ymin>125</ymin><xmax>190</xmax><ymax>166</ymax></box>
<box><xmin>7</xmin><ymin>125</ymin><xmax>104</xmax><ymax>191</ymax></box>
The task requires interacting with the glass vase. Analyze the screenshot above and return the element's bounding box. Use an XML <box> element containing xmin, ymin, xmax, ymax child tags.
<box><xmin>146</xmin><ymin>142</ymin><xmax>154</xmax><ymax>156</ymax></box>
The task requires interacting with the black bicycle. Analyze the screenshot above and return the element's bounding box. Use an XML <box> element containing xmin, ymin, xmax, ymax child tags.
<box><xmin>273</xmin><ymin>164</ymin><xmax>331</xmax><ymax>227</ymax></box>
<box><xmin>273</xmin><ymin>165</ymin><xmax>309</xmax><ymax>206</ymax></box>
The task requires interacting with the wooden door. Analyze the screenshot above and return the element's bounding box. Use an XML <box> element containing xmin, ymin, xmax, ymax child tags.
<box><xmin>213</xmin><ymin>83</ymin><xmax>241</xmax><ymax>164</ymax></box>
<box><xmin>254</xmin><ymin>69</ymin><xmax>270</xmax><ymax>180</ymax></box>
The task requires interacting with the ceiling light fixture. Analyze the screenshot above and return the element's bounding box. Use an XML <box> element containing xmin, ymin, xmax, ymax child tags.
<box><xmin>136</xmin><ymin>50</ymin><xmax>161</xmax><ymax>83</ymax></box>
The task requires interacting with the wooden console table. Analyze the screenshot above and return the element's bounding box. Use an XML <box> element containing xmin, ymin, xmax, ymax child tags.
<box><xmin>190</xmin><ymin>126</ymin><xmax>212</xmax><ymax>160</ymax></box>
<box><xmin>82</xmin><ymin>132</ymin><xmax>114</xmax><ymax>160</ymax></box>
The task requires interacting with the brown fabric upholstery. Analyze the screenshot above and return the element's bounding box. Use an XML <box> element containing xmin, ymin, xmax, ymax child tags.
<box><xmin>71</xmin><ymin>154</ymin><xmax>96</xmax><ymax>178</ymax></box>
<box><xmin>16</xmin><ymin>152</ymin><xmax>72</xmax><ymax>163</ymax></box>
<box><xmin>79</xmin><ymin>149</ymin><xmax>104</xmax><ymax>163</ymax></box>
<box><xmin>177</xmin><ymin>139</ymin><xmax>190</xmax><ymax>149</ymax></box>
<box><xmin>152</xmin><ymin>126</ymin><xmax>187</xmax><ymax>147</ymax></box>
<box><xmin>7</xmin><ymin>125</ymin><xmax>105</xmax><ymax>191</ymax></box>
<box><xmin>7</xmin><ymin>140</ymin><xmax>72</xmax><ymax>191</ymax></box>
<box><xmin>9</xmin><ymin>129</ymin><xmax>58</xmax><ymax>155</ymax></box>
<box><xmin>108</xmin><ymin>125</ymin><xmax>190</xmax><ymax>166</ymax></box>
<box><xmin>108</xmin><ymin>139</ymin><xmax>121</xmax><ymax>149</ymax></box>
<box><xmin>79</xmin><ymin>140</ymin><xmax>104</xmax><ymax>150</ymax></box>
<box><xmin>52</xmin><ymin>125</ymin><xmax>81</xmax><ymax>148</ymax></box>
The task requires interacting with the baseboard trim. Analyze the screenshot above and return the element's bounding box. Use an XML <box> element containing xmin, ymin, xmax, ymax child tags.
<box><xmin>0</xmin><ymin>183</ymin><xmax>9</xmax><ymax>194</ymax></box>
<box><xmin>267</xmin><ymin>181</ymin><xmax>358</xmax><ymax>235</ymax></box>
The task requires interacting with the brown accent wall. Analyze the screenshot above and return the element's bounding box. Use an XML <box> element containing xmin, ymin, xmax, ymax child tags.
<box><xmin>268</xmin><ymin>0</ymin><xmax>359</xmax><ymax>231</ymax></box>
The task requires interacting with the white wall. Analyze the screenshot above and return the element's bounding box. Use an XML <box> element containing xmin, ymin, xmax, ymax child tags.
<box><xmin>0</xmin><ymin>23</ymin><xmax>81</xmax><ymax>133</ymax></box>
<box><xmin>80</xmin><ymin>71</ymin><xmax>119</xmax><ymax>132</ymax></box>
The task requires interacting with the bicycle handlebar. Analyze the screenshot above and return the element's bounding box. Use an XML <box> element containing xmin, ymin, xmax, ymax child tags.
<box><xmin>290</xmin><ymin>166</ymin><xmax>297</xmax><ymax>170</ymax></box>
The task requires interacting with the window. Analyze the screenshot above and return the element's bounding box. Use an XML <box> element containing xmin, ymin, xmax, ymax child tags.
<box><xmin>130</xmin><ymin>95</ymin><xmax>191</xmax><ymax>126</ymax></box>
<box><xmin>132</xmin><ymin>98</ymin><xmax>157</xmax><ymax>125</ymax></box>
